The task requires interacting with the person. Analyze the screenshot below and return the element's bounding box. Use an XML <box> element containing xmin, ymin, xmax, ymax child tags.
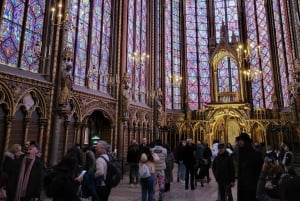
<box><xmin>0</xmin><ymin>171</ymin><xmax>8</xmax><ymax>200</ymax></box>
<box><xmin>2</xmin><ymin>144</ymin><xmax>24</xmax><ymax>174</ymax></box>
<box><xmin>164</xmin><ymin>145</ymin><xmax>174</xmax><ymax>192</ymax></box>
<box><xmin>94</xmin><ymin>140</ymin><xmax>111</xmax><ymax>201</ymax></box>
<box><xmin>277</xmin><ymin>143</ymin><xmax>286</xmax><ymax>164</ymax></box>
<box><xmin>175</xmin><ymin>139</ymin><xmax>186</xmax><ymax>183</ymax></box>
<box><xmin>82</xmin><ymin>146</ymin><xmax>96</xmax><ymax>171</ymax></box>
<box><xmin>151</xmin><ymin>139</ymin><xmax>167</xmax><ymax>201</ymax></box>
<box><xmin>212</xmin><ymin>143</ymin><xmax>235</xmax><ymax>201</ymax></box>
<box><xmin>127</xmin><ymin>139</ymin><xmax>140</xmax><ymax>188</ymax></box>
<box><xmin>66</xmin><ymin>144</ymin><xmax>83</xmax><ymax>167</ymax></box>
<box><xmin>237</xmin><ymin>133</ymin><xmax>263</xmax><ymax>201</ymax></box>
<box><xmin>182</xmin><ymin>139</ymin><xmax>196</xmax><ymax>190</ymax></box>
<box><xmin>140</xmin><ymin>138</ymin><xmax>151</xmax><ymax>154</ymax></box>
<box><xmin>202</xmin><ymin>142</ymin><xmax>212</xmax><ymax>183</ymax></box>
<box><xmin>48</xmin><ymin>156</ymin><xmax>81</xmax><ymax>201</ymax></box>
<box><xmin>256</xmin><ymin>157</ymin><xmax>300</xmax><ymax>201</ymax></box>
<box><xmin>212</xmin><ymin>139</ymin><xmax>219</xmax><ymax>161</ymax></box>
<box><xmin>195</xmin><ymin>141</ymin><xmax>205</xmax><ymax>162</ymax></box>
<box><xmin>266</xmin><ymin>145</ymin><xmax>277</xmax><ymax>162</ymax></box>
<box><xmin>139</xmin><ymin>149</ymin><xmax>156</xmax><ymax>201</ymax></box>
<box><xmin>59</xmin><ymin>64</ymin><xmax>73</xmax><ymax>105</ymax></box>
<box><xmin>232</xmin><ymin>136</ymin><xmax>239</xmax><ymax>178</ymax></box>
<box><xmin>7</xmin><ymin>141</ymin><xmax>44</xmax><ymax>201</ymax></box>
<box><xmin>22</xmin><ymin>141</ymin><xmax>31</xmax><ymax>154</ymax></box>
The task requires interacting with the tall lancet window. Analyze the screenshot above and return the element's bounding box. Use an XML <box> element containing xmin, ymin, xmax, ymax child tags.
<box><xmin>245</xmin><ymin>0</ymin><xmax>273</xmax><ymax>109</ymax></box>
<box><xmin>0</xmin><ymin>0</ymin><xmax>46</xmax><ymax>73</ymax></box>
<box><xmin>185</xmin><ymin>0</ymin><xmax>210</xmax><ymax>110</ymax></box>
<box><xmin>272</xmin><ymin>0</ymin><xmax>294</xmax><ymax>107</ymax></box>
<box><xmin>89</xmin><ymin>0</ymin><xmax>112</xmax><ymax>92</ymax></box>
<box><xmin>73</xmin><ymin>0</ymin><xmax>90</xmax><ymax>86</ymax></box>
<box><xmin>214</xmin><ymin>0</ymin><xmax>239</xmax><ymax>43</ymax></box>
<box><xmin>165</xmin><ymin>0</ymin><xmax>182</xmax><ymax>110</ymax></box>
<box><xmin>69</xmin><ymin>0</ymin><xmax>112</xmax><ymax>91</ymax></box>
<box><xmin>217</xmin><ymin>56</ymin><xmax>239</xmax><ymax>102</ymax></box>
<box><xmin>127</xmin><ymin>0</ymin><xmax>148</xmax><ymax>103</ymax></box>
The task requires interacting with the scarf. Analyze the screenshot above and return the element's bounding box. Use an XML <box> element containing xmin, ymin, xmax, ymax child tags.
<box><xmin>15</xmin><ymin>156</ymin><xmax>35</xmax><ymax>201</ymax></box>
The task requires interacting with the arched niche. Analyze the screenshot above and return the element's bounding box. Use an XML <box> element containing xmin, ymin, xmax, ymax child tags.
<box><xmin>82</xmin><ymin>110</ymin><xmax>113</xmax><ymax>147</ymax></box>
<box><xmin>211</xmin><ymin>50</ymin><xmax>244</xmax><ymax>103</ymax></box>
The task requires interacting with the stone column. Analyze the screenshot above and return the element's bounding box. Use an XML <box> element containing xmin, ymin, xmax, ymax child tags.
<box><xmin>4</xmin><ymin>116</ymin><xmax>13</xmax><ymax>151</ymax></box>
<box><xmin>38</xmin><ymin>118</ymin><xmax>47</xmax><ymax>155</ymax></box>
<box><xmin>64</xmin><ymin>120</ymin><xmax>70</xmax><ymax>155</ymax></box>
<box><xmin>23</xmin><ymin>117</ymin><xmax>30</xmax><ymax>144</ymax></box>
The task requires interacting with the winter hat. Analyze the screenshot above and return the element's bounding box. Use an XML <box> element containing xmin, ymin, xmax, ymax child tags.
<box><xmin>238</xmin><ymin>133</ymin><xmax>252</xmax><ymax>143</ymax></box>
<box><xmin>30</xmin><ymin>141</ymin><xmax>40</xmax><ymax>151</ymax></box>
<box><xmin>218</xmin><ymin>143</ymin><xmax>225</xmax><ymax>149</ymax></box>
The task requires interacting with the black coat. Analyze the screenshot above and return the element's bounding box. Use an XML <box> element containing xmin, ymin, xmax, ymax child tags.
<box><xmin>127</xmin><ymin>143</ymin><xmax>140</xmax><ymax>163</ymax></box>
<box><xmin>50</xmin><ymin>167</ymin><xmax>81</xmax><ymax>201</ymax></box>
<box><xmin>7</xmin><ymin>155</ymin><xmax>44</xmax><ymax>201</ymax></box>
<box><xmin>238</xmin><ymin>146</ymin><xmax>263</xmax><ymax>201</ymax></box>
<box><xmin>212</xmin><ymin>151</ymin><xmax>235</xmax><ymax>184</ymax></box>
<box><xmin>182</xmin><ymin>143</ymin><xmax>196</xmax><ymax>166</ymax></box>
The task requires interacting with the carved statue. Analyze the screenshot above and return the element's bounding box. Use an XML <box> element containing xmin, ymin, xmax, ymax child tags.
<box><xmin>59</xmin><ymin>47</ymin><xmax>74</xmax><ymax>106</ymax></box>
<box><xmin>287</xmin><ymin>87</ymin><xmax>297</xmax><ymax>121</ymax></box>
<box><xmin>122</xmin><ymin>73</ymin><xmax>131</xmax><ymax>117</ymax></box>
<box><xmin>155</xmin><ymin>88</ymin><xmax>163</xmax><ymax>121</ymax></box>
<box><xmin>271</xmin><ymin>93</ymin><xmax>279</xmax><ymax>119</ymax></box>
<box><xmin>59</xmin><ymin>64</ymin><xmax>73</xmax><ymax>105</ymax></box>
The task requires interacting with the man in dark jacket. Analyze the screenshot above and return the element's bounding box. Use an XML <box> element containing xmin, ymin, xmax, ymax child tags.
<box><xmin>127</xmin><ymin>139</ymin><xmax>140</xmax><ymax>187</ymax></box>
<box><xmin>175</xmin><ymin>139</ymin><xmax>186</xmax><ymax>183</ymax></box>
<box><xmin>212</xmin><ymin>143</ymin><xmax>235</xmax><ymax>201</ymax></box>
<box><xmin>238</xmin><ymin>133</ymin><xmax>263</xmax><ymax>201</ymax></box>
<box><xmin>7</xmin><ymin>141</ymin><xmax>44</xmax><ymax>201</ymax></box>
<box><xmin>182</xmin><ymin>139</ymin><xmax>196</xmax><ymax>190</ymax></box>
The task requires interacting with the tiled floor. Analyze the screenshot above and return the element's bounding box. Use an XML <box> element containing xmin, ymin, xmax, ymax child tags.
<box><xmin>42</xmin><ymin>167</ymin><xmax>237</xmax><ymax>201</ymax></box>
<box><xmin>109</xmin><ymin>172</ymin><xmax>237</xmax><ymax>201</ymax></box>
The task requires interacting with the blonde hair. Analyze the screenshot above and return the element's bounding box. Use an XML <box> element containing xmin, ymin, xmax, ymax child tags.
<box><xmin>9</xmin><ymin>144</ymin><xmax>22</xmax><ymax>154</ymax></box>
<box><xmin>140</xmin><ymin>153</ymin><xmax>148</xmax><ymax>162</ymax></box>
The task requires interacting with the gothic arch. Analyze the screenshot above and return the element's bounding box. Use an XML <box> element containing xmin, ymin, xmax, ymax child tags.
<box><xmin>211</xmin><ymin>49</ymin><xmax>237</xmax><ymax>70</ymax></box>
<box><xmin>0</xmin><ymin>81</ymin><xmax>14</xmax><ymax>116</ymax></box>
<box><xmin>14</xmin><ymin>88</ymin><xmax>47</xmax><ymax>119</ymax></box>
<box><xmin>69</xmin><ymin>97</ymin><xmax>81</xmax><ymax>121</ymax></box>
<box><xmin>82</xmin><ymin>101</ymin><xmax>114</xmax><ymax>124</ymax></box>
<box><xmin>251</xmin><ymin>122</ymin><xmax>266</xmax><ymax>143</ymax></box>
<box><xmin>179</xmin><ymin>122</ymin><xmax>193</xmax><ymax>139</ymax></box>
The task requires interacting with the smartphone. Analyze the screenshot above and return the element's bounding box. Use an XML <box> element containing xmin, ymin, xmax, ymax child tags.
<box><xmin>79</xmin><ymin>170</ymin><xmax>87</xmax><ymax>177</ymax></box>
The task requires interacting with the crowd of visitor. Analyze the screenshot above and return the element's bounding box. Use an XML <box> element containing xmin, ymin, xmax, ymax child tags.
<box><xmin>0</xmin><ymin>133</ymin><xmax>300</xmax><ymax>201</ymax></box>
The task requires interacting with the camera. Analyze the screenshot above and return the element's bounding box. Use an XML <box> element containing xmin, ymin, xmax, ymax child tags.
<box><xmin>265</xmin><ymin>156</ymin><xmax>273</xmax><ymax>163</ymax></box>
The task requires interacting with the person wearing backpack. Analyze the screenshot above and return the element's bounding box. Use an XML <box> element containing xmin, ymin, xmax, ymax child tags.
<box><xmin>94</xmin><ymin>140</ymin><xmax>112</xmax><ymax>201</ymax></box>
<box><xmin>139</xmin><ymin>149</ymin><xmax>155</xmax><ymax>201</ymax></box>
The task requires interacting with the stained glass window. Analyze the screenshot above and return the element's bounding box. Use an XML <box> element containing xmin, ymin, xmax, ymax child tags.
<box><xmin>126</xmin><ymin>0</ymin><xmax>148</xmax><ymax>103</ymax></box>
<box><xmin>245</xmin><ymin>0</ymin><xmax>273</xmax><ymax>109</ymax></box>
<box><xmin>214</xmin><ymin>0</ymin><xmax>239</xmax><ymax>43</ymax></box>
<box><xmin>70</xmin><ymin>0</ymin><xmax>112</xmax><ymax>91</ymax></box>
<box><xmin>73</xmin><ymin>0</ymin><xmax>90</xmax><ymax>86</ymax></box>
<box><xmin>0</xmin><ymin>0</ymin><xmax>45</xmax><ymax>73</ymax></box>
<box><xmin>165</xmin><ymin>0</ymin><xmax>182</xmax><ymax>110</ymax></box>
<box><xmin>185</xmin><ymin>0</ymin><xmax>210</xmax><ymax>110</ymax></box>
<box><xmin>217</xmin><ymin>57</ymin><xmax>239</xmax><ymax>92</ymax></box>
<box><xmin>273</xmin><ymin>0</ymin><xmax>294</xmax><ymax>107</ymax></box>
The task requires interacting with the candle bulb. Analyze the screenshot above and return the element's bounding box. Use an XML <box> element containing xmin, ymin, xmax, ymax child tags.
<box><xmin>51</xmin><ymin>7</ymin><xmax>55</xmax><ymax>22</ymax></box>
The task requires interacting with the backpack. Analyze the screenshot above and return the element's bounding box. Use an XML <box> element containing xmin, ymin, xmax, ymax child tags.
<box><xmin>139</xmin><ymin>163</ymin><xmax>151</xmax><ymax>178</ymax></box>
<box><xmin>100</xmin><ymin>155</ymin><xmax>122</xmax><ymax>188</ymax></box>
